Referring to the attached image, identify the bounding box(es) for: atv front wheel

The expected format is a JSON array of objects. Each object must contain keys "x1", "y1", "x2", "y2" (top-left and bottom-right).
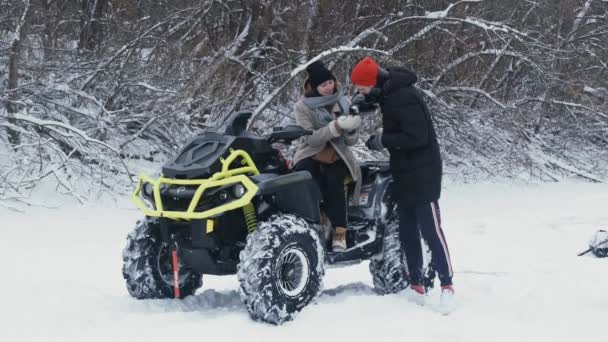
[
  {"x1": 122, "y1": 218, "x2": 202, "y2": 299},
  {"x1": 237, "y1": 214, "x2": 324, "y2": 325}
]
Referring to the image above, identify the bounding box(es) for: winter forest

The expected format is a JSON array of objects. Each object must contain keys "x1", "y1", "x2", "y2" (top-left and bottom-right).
[
  {"x1": 2, "y1": 1, "x2": 608, "y2": 339},
  {"x1": 1, "y1": 0, "x2": 607, "y2": 204}
]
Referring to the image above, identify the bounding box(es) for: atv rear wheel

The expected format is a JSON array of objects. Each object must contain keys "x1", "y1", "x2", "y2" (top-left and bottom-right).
[
  {"x1": 369, "y1": 219, "x2": 409, "y2": 294},
  {"x1": 237, "y1": 214, "x2": 324, "y2": 325},
  {"x1": 369, "y1": 219, "x2": 435, "y2": 294},
  {"x1": 122, "y1": 218, "x2": 203, "y2": 299}
]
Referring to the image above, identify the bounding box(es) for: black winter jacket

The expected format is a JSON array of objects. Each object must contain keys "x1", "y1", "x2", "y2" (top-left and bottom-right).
[{"x1": 376, "y1": 68, "x2": 442, "y2": 206}]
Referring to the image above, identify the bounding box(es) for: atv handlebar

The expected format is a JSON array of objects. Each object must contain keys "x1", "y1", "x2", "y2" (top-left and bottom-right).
[{"x1": 267, "y1": 125, "x2": 312, "y2": 144}]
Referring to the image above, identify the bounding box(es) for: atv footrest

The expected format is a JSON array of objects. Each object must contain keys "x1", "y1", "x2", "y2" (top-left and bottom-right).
[{"x1": 326, "y1": 241, "x2": 380, "y2": 264}]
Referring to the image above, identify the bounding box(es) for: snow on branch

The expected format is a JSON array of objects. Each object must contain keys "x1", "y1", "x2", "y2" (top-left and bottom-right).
[
  {"x1": 514, "y1": 97, "x2": 608, "y2": 120},
  {"x1": 118, "y1": 111, "x2": 176, "y2": 150},
  {"x1": 458, "y1": 17, "x2": 530, "y2": 39},
  {"x1": 564, "y1": 0, "x2": 594, "y2": 46},
  {"x1": 432, "y1": 49, "x2": 541, "y2": 89},
  {"x1": 528, "y1": 143, "x2": 604, "y2": 183},
  {"x1": 436, "y1": 86, "x2": 506, "y2": 109},
  {"x1": 548, "y1": 100, "x2": 608, "y2": 120},
  {"x1": 27, "y1": 92, "x2": 96, "y2": 120},
  {"x1": 343, "y1": 20, "x2": 390, "y2": 49},
  {"x1": 329, "y1": 2, "x2": 487, "y2": 66},
  {"x1": 13, "y1": 113, "x2": 118, "y2": 152},
  {"x1": 77, "y1": 8, "x2": 196, "y2": 90},
  {"x1": 425, "y1": 0, "x2": 485, "y2": 19},
  {"x1": 11, "y1": 113, "x2": 132, "y2": 179},
  {"x1": 386, "y1": 15, "x2": 531, "y2": 43},
  {"x1": 130, "y1": 82, "x2": 178, "y2": 94},
  {"x1": 8, "y1": 0, "x2": 30, "y2": 49},
  {"x1": 389, "y1": 21, "x2": 443, "y2": 54},
  {"x1": 224, "y1": 16, "x2": 251, "y2": 58}
]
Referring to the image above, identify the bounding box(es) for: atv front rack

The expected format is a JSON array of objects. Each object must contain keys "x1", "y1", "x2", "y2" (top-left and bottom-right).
[{"x1": 132, "y1": 149, "x2": 260, "y2": 220}]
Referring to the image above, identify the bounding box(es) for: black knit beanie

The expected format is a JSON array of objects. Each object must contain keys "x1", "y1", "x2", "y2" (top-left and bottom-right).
[{"x1": 306, "y1": 61, "x2": 336, "y2": 88}]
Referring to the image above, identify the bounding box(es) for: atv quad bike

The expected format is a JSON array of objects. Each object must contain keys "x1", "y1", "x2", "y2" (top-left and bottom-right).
[{"x1": 122, "y1": 111, "x2": 434, "y2": 324}]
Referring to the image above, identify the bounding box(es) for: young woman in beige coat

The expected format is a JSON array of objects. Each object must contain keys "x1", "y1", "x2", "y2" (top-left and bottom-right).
[{"x1": 292, "y1": 61, "x2": 362, "y2": 251}]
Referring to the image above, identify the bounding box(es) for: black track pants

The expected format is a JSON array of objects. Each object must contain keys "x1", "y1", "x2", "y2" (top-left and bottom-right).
[{"x1": 397, "y1": 200, "x2": 453, "y2": 287}]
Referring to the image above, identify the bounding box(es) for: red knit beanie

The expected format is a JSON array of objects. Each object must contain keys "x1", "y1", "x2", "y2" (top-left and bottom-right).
[{"x1": 350, "y1": 57, "x2": 379, "y2": 86}]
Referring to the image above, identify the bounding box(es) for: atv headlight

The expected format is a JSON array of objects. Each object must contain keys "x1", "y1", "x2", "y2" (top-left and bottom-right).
[
  {"x1": 218, "y1": 190, "x2": 229, "y2": 201},
  {"x1": 139, "y1": 183, "x2": 156, "y2": 209},
  {"x1": 233, "y1": 184, "x2": 246, "y2": 198},
  {"x1": 143, "y1": 183, "x2": 154, "y2": 197},
  {"x1": 208, "y1": 183, "x2": 246, "y2": 204}
]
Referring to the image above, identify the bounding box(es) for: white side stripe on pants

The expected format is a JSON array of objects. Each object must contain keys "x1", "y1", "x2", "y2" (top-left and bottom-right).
[{"x1": 430, "y1": 202, "x2": 453, "y2": 277}]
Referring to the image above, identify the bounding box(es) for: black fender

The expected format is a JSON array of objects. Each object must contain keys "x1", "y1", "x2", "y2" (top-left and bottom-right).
[{"x1": 255, "y1": 171, "x2": 321, "y2": 223}]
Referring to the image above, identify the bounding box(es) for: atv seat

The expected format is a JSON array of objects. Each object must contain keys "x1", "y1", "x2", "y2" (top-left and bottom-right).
[{"x1": 224, "y1": 111, "x2": 252, "y2": 136}]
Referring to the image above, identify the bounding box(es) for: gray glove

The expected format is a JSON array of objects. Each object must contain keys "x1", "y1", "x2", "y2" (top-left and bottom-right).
[{"x1": 350, "y1": 94, "x2": 379, "y2": 114}]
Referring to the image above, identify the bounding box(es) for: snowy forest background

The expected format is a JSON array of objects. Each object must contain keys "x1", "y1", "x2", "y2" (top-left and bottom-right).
[{"x1": 1, "y1": 0, "x2": 607, "y2": 205}]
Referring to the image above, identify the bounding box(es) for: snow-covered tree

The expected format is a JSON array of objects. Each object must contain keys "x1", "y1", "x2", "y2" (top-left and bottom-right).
[{"x1": 1, "y1": 0, "x2": 607, "y2": 204}]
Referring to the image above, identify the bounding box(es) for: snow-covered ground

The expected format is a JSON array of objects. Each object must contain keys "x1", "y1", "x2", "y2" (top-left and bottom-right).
[{"x1": 1, "y1": 181, "x2": 607, "y2": 342}]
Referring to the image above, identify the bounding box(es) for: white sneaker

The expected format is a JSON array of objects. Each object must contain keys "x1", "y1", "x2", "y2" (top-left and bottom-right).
[
  {"x1": 438, "y1": 286, "x2": 455, "y2": 315},
  {"x1": 404, "y1": 285, "x2": 426, "y2": 306}
]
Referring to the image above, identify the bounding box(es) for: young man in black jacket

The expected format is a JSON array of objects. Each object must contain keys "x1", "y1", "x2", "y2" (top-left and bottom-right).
[{"x1": 351, "y1": 57, "x2": 455, "y2": 312}]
